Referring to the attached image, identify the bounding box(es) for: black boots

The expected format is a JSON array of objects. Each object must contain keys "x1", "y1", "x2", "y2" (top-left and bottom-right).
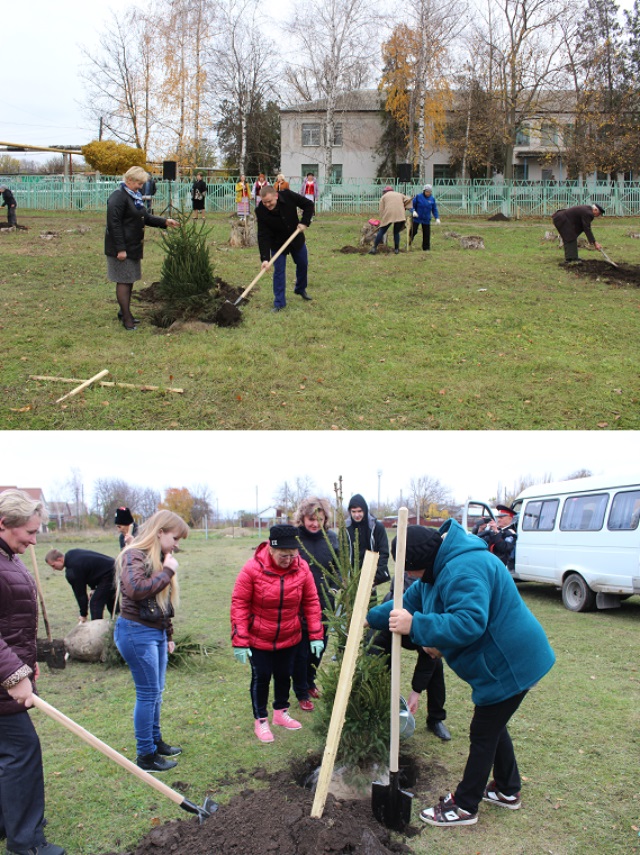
[
  {"x1": 136, "y1": 752, "x2": 177, "y2": 772},
  {"x1": 156, "y1": 740, "x2": 182, "y2": 757}
]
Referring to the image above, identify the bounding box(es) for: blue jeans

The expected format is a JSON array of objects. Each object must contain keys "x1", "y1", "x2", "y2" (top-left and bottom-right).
[
  {"x1": 0, "y1": 712, "x2": 46, "y2": 851},
  {"x1": 114, "y1": 617, "x2": 168, "y2": 756},
  {"x1": 272, "y1": 243, "x2": 308, "y2": 308},
  {"x1": 374, "y1": 222, "x2": 404, "y2": 250}
]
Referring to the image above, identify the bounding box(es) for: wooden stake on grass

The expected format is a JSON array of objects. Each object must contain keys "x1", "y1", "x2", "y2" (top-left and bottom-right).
[
  {"x1": 31, "y1": 375, "x2": 184, "y2": 395},
  {"x1": 55, "y1": 370, "x2": 110, "y2": 403},
  {"x1": 310, "y1": 550, "x2": 379, "y2": 819}
]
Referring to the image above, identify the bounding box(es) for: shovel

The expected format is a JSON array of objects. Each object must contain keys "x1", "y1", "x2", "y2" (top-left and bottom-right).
[
  {"x1": 372, "y1": 506, "x2": 413, "y2": 831},
  {"x1": 31, "y1": 695, "x2": 217, "y2": 823},
  {"x1": 599, "y1": 247, "x2": 619, "y2": 268},
  {"x1": 29, "y1": 546, "x2": 66, "y2": 670}
]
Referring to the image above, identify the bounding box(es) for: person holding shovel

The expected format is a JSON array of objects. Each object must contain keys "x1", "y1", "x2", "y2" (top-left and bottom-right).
[
  {"x1": 552, "y1": 203, "x2": 604, "y2": 263},
  {"x1": 366, "y1": 520, "x2": 555, "y2": 828},
  {"x1": 114, "y1": 510, "x2": 188, "y2": 773},
  {"x1": 0, "y1": 488, "x2": 66, "y2": 855},
  {"x1": 256, "y1": 184, "x2": 315, "y2": 311},
  {"x1": 368, "y1": 186, "x2": 412, "y2": 255},
  {"x1": 0, "y1": 185, "x2": 17, "y2": 227},
  {"x1": 230, "y1": 524, "x2": 324, "y2": 743}
]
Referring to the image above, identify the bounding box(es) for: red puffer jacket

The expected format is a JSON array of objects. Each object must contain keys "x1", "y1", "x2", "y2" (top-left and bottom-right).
[
  {"x1": 0, "y1": 545, "x2": 38, "y2": 716},
  {"x1": 231, "y1": 542, "x2": 323, "y2": 651}
]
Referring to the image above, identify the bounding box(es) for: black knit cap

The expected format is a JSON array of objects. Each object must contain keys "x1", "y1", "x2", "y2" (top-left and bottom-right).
[
  {"x1": 392, "y1": 525, "x2": 443, "y2": 575},
  {"x1": 594, "y1": 203, "x2": 605, "y2": 215},
  {"x1": 114, "y1": 507, "x2": 134, "y2": 526},
  {"x1": 269, "y1": 524, "x2": 299, "y2": 549}
]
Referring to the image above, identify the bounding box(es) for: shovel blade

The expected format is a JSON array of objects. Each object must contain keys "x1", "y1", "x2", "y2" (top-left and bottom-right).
[{"x1": 372, "y1": 780, "x2": 413, "y2": 831}]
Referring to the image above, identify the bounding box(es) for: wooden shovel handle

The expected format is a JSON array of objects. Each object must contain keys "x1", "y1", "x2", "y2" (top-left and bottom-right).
[
  {"x1": 390, "y1": 508, "x2": 409, "y2": 775},
  {"x1": 31, "y1": 695, "x2": 184, "y2": 807},
  {"x1": 238, "y1": 226, "x2": 302, "y2": 301},
  {"x1": 29, "y1": 545, "x2": 53, "y2": 643}
]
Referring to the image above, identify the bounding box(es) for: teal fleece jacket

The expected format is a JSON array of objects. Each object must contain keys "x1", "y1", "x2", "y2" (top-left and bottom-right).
[{"x1": 367, "y1": 519, "x2": 555, "y2": 706}]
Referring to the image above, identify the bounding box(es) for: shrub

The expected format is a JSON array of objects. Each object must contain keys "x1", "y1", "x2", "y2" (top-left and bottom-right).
[{"x1": 82, "y1": 140, "x2": 147, "y2": 174}]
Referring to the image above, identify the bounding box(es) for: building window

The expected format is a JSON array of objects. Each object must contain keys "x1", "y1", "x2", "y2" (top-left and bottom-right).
[
  {"x1": 513, "y1": 164, "x2": 527, "y2": 180},
  {"x1": 433, "y1": 164, "x2": 455, "y2": 180},
  {"x1": 301, "y1": 164, "x2": 318, "y2": 179},
  {"x1": 302, "y1": 123, "x2": 321, "y2": 146},
  {"x1": 329, "y1": 164, "x2": 342, "y2": 183},
  {"x1": 516, "y1": 127, "x2": 530, "y2": 146},
  {"x1": 540, "y1": 123, "x2": 558, "y2": 146},
  {"x1": 332, "y1": 123, "x2": 343, "y2": 147}
]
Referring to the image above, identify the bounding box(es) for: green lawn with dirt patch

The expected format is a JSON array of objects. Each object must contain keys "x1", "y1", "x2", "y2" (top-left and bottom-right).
[
  {"x1": 30, "y1": 529, "x2": 640, "y2": 855},
  {"x1": 2, "y1": 211, "x2": 639, "y2": 429}
]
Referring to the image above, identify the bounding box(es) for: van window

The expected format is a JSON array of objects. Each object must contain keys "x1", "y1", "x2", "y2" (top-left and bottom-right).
[
  {"x1": 522, "y1": 499, "x2": 559, "y2": 531},
  {"x1": 560, "y1": 494, "x2": 608, "y2": 531},
  {"x1": 608, "y1": 490, "x2": 640, "y2": 530}
]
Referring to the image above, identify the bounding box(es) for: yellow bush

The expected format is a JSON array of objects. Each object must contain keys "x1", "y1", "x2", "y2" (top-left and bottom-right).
[{"x1": 81, "y1": 140, "x2": 147, "y2": 175}]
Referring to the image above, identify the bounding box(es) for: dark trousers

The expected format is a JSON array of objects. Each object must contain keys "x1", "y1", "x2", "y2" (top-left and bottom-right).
[
  {"x1": 89, "y1": 576, "x2": 117, "y2": 620},
  {"x1": 249, "y1": 646, "x2": 297, "y2": 719},
  {"x1": 374, "y1": 221, "x2": 404, "y2": 250},
  {"x1": 0, "y1": 711, "x2": 47, "y2": 851},
  {"x1": 454, "y1": 689, "x2": 527, "y2": 814},
  {"x1": 411, "y1": 221, "x2": 431, "y2": 250},
  {"x1": 292, "y1": 625, "x2": 328, "y2": 699},
  {"x1": 6, "y1": 206, "x2": 17, "y2": 227},
  {"x1": 272, "y1": 243, "x2": 308, "y2": 308},
  {"x1": 561, "y1": 238, "x2": 579, "y2": 261}
]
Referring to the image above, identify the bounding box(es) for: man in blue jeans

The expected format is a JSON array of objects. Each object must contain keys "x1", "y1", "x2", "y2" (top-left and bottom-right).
[{"x1": 255, "y1": 184, "x2": 315, "y2": 312}]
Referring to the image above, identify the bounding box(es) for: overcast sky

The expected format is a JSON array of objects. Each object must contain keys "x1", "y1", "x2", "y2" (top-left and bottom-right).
[
  {"x1": 4, "y1": 0, "x2": 636, "y2": 161},
  {"x1": 1, "y1": 430, "x2": 635, "y2": 515}
]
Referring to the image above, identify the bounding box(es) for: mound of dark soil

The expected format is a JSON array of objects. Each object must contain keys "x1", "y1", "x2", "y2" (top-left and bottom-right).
[
  {"x1": 97, "y1": 760, "x2": 423, "y2": 855},
  {"x1": 562, "y1": 258, "x2": 640, "y2": 286},
  {"x1": 488, "y1": 212, "x2": 510, "y2": 221},
  {"x1": 136, "y1": 278, "x2": 246, "y2": 328}
]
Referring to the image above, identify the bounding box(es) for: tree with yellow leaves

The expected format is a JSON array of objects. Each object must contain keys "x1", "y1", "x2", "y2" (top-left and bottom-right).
[{"x1": 159, "y1": 488, "x2": 195, "y2": 525}]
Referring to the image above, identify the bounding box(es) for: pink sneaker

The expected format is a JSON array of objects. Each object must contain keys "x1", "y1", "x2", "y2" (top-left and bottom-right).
[
  {"x1": 299, "y1": 699, "x2": 314, "y2": 712},
  {"x1": 254, "y1": 718, "x2": 274, "y2": 743},
  {"x1": 272, "y1": 708, "x2": 302, "y2": 730}
]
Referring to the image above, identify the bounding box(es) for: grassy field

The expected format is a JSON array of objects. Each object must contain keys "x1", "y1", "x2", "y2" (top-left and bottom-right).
[
  {"x1": 27, "y1": 529, "x2": 640, "y2": 855},
  {"x1": 2, "y1": 210, "x2": 640, "y2": 430}
]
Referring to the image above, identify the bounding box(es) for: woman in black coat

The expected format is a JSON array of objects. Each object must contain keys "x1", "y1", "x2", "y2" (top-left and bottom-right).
[
  {"x1": 291, "y1": 496, "x2": 341, "y2": 709},
  {"x1": 105, "y1": 166, "x2": 178, "y2": 330}
]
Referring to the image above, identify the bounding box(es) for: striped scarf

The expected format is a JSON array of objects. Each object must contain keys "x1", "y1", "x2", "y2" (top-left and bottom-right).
[{"x1": 121, "y1": 182, "x2": 145, "y2": 210}]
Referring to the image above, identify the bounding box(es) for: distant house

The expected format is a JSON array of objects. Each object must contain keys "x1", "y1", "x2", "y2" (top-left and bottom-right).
[
  {"x1": 280, "y1": 89, "x2": 585, "y2": 184},
  {"x1": 0, "y1": 486, "x2": 48, "y2": 532}
]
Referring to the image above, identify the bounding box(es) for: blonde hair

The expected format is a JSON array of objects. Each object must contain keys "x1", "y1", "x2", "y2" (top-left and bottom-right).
[
  {"x1": 0, "y1": 488, "x2": 48, "y2": 528},
  {"x1": 124, "y1": 166, "x2": 149, "y2": 183},
  {"x1": 116, "y1": 510, "x2": 188, "y2": 612},
  {"x1": 276, "y1": 173, "x2": 285, "y2": 183},
  {"x1": 293, "y1": 496, "x2": 332, "y2": 529}
]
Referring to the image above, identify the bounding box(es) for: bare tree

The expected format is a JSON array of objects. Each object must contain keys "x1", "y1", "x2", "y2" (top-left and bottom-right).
[
  {"x1": 407, "y1": 475, "x2": 453, "y2": 525},
  {"x1": 190, "y1": 483, "x2": 214, "y2": 526},
  {"x1": 284, "y1": 0, "x2": 382, "y2": 181},
  {"x1": 208, "y1": 0, "x2": 279, "y2": 174},
  {"x1": 272, "y1": 476, "x2": 316, "y2": 519}
]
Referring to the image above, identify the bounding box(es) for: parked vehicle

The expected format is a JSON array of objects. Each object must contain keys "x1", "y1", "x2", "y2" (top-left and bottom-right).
[{"x1": 511, "y1": 475, "x2": 640, "y2": 612}]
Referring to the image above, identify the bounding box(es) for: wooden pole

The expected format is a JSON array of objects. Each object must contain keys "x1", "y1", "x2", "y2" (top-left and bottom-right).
[
  {"x1": 390, "y1": 508, "x2": 409, "y2": 779},
  {"x1": 310, "y1": 550, "x2": 379, "y2": 819},
  {"x1": 29, "y1": 545, "x2": 53, "y2": 643},
  {"x1": 55, "y1": 369, "x2": 110, "y2": 403},
  {"x1": 31, "y1": 376, "x2": 184, "y2": 394}
]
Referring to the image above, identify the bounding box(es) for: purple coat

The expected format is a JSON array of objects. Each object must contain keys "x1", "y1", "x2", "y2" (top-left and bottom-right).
[{"x1": 0, "y1": 543, "x2": 38, "y2": 716}]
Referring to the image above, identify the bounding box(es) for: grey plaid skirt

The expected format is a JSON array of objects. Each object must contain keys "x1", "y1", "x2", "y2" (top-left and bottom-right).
[{"x1": 107, "y1": 255, "x2": 142, "y2": 283}]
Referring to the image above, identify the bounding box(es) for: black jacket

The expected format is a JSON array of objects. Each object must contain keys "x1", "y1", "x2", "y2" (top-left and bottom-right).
[
  {"x1": 256, "y1": 189, "x2": 314, "y2": 261},
  {"x1": 105, "y1": 187, "x2": 167, "y2": 259},
  {"x1": 345, "y1": 494, "x2": 390, "y2": 586},
  {"x1": 296, "y1": 526, "x2": 341, "y2": 613},
  {"x1": 1, "y1": 188, "x2": 16, "y2": 208},
  {"x1": 552, "y1": 205, "x2": 597, "y2": 244},
  {"x1": 63, "y1": 549, "x2": 116, "y2": 618}
]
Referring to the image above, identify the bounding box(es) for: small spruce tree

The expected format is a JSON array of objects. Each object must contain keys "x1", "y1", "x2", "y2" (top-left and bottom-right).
[{"x1": 310, "y1": 477, "x2": 392, "y2": 771}]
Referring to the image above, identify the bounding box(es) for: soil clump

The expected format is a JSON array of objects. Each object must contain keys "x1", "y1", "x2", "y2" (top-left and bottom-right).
[
  {"x1": 562, "y1": 258, "x2": 640, "y2": 286},
  {"x1": 97, "y1": 760, "x2": 424, "y2": 855},
  {"x1": 136, "y1": 278, "x2": 246, "y2": 328}
]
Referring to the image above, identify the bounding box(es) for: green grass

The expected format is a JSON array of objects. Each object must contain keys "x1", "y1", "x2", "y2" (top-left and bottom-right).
[
  {"x1": 29, "y1": 530, "x2": 640, "y2": 854},
  {"x1": 2, "y1": 211, "x2": 640, "y2": 429}
]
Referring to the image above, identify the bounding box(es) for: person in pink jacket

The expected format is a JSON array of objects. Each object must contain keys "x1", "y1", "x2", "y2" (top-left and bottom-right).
[{"x1": 231, "y1": 524, "x2": 324, "y2": 743}]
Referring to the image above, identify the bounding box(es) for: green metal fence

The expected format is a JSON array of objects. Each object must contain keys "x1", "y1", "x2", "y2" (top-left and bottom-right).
[{"x1": 3, "y1": 175, "x2": 640, "y2": 217}]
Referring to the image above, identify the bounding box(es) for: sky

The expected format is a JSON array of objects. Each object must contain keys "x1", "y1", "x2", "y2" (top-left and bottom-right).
[
  {"x1": 4, "y1": 0, "x2": 637, "y2": 165},
  {"x1": 1, "y1": 430, "x2": 636, "y2": 516}
]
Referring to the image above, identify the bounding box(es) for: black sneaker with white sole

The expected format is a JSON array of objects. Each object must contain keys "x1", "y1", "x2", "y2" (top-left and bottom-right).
[
  {"x1": 420, "y1": 793, "x2": 478, "y2": 827},
  {"x1": 482, "y1": 780, "x2": 521, "y2": 809}
]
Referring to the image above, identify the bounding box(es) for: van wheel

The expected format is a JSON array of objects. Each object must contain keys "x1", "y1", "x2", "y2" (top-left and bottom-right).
[{"x1": 562, "y1": 573, "x2": 597, "y2": 612}]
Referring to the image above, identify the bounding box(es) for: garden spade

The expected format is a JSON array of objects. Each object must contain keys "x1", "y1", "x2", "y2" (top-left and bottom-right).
[
  {"x1": 371, "y1": 506, "x2": 413, "y2": 832},
  {"x1": 29, "y1": 546, "x2": 66, "y2": 670},
  {"x1": 599, "y1": 247, "x2": 619, "y2": 268},
  {"x1": 31, "y1": 696, "x2": 217, "y2": 823}
]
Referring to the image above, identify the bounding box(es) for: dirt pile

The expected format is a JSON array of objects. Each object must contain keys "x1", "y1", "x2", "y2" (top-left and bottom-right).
[
  {"x1": 97, "y1": 766, "x2": 416, "y2": 855},
  {"x1": 563, "y1": 258, "x2": 640, "y2": 286}
]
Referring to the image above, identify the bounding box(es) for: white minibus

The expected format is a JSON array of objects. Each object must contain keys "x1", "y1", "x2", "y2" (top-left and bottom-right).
[{"x1": 511, "y1": 475, "x2": 640, "y2": 611}]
